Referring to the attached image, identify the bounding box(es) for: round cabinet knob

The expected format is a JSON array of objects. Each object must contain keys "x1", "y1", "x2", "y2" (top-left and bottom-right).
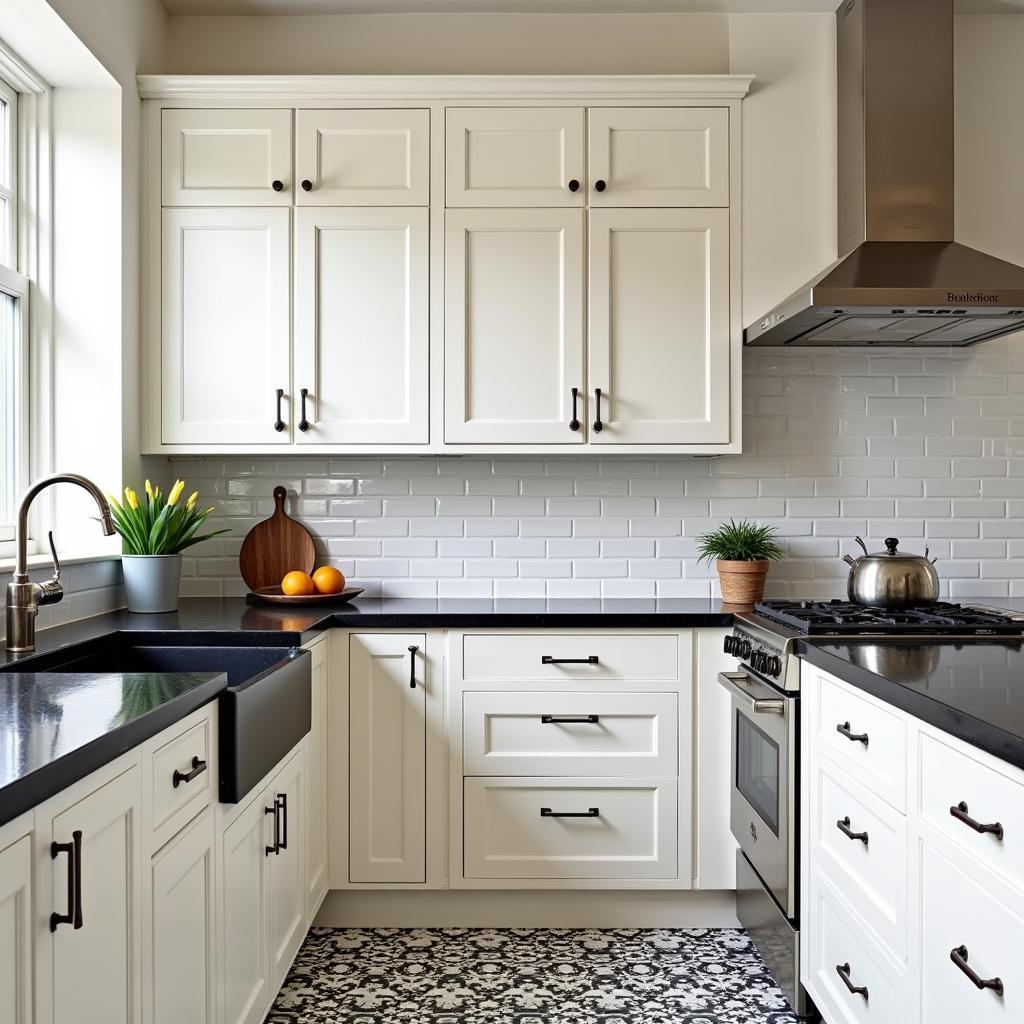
[
  {"x1": 271, "y1": 180, "x2": 284, "y2": 192},
  {"x1": 301, "y1": 179, "x2": 313, "y2": 192},
  {"x1": 594, "y1": 179, "x2": 607, "y2": 192},
  {"x1": 568, "y1": 179, "x2": 580, "y2": 192}
]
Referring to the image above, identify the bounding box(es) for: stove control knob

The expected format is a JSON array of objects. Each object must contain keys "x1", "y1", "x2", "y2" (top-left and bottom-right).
[
  {"x1": 768, "y1": 655, "x2": 782, "y2": 677},
  {"x1": 738, "y1": 639, "x2": 752, "y2": 659},
  {"x1": 723, "y1": 635, "x2": 735, "y2": 655},
  {"x1": 751, "y1": 651, "x2": 764, "y2": 673}
]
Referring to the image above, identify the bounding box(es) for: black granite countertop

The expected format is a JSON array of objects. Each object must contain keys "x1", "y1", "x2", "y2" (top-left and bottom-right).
[{"x1": 798, "y1": 639, "x2": 1024, "y2": 771}]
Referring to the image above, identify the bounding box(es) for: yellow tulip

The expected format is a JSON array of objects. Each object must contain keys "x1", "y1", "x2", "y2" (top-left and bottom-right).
[
  {"x1": 167, "y1": 480, "x2": 185, "y2": 506},
  {"x1": 205, "y1": 506, "x2": 216, "y2": 516},
  {"x1": 124, "y1": 487, "x2": 139, "y2": 510},
  {"x1": 107, "y1": 493, "x2": 122, "y2": 511},
  {"x1": 144, "y1": 479, "x2": 154, "y2": 502},
  {"x1": 186, "y1": 491, "x2": 199, "y2": 510}
]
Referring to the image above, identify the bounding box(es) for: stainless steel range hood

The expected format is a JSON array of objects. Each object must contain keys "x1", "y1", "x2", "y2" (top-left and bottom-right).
[{"x1": 745, "y1": 0, "x2": 1024, "y2": 348}]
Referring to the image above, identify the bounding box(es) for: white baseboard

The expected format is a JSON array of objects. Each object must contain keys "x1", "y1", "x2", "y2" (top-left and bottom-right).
[{"x1": 314, "y1": 888, "x2": 739, "y2": 929}]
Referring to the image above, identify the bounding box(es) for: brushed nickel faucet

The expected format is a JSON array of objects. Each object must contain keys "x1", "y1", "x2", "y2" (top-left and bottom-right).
[{"x1": 6, "y1": 474, "x2": 116, "y2": 653}]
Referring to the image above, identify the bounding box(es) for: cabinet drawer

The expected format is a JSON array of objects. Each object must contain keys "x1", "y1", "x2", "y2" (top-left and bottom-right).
[
  {"x1": 463, "y1": 692, "x2": 677, "y2": 777},
  {"x1": 162, "y1": 109, "x2": 292, "y2": 206},
  {"x1": 921, "y1": 842, "x2": 1024, "y2": 1024},
  {"x1": 296, "y1": 109, "x2": 429, "y2": 206},
  {"x1": 814, "y1": 672, "x2": 907, "y2": 812},
  {"x1": 811, "y1": 758, "x2": 907, "y2": 959},
  {"x1": 464, "y1": 777, "x2": 677, "y2": 879},
  {"x1": 445, "y1": 107, "x2": 585, "y2": 207},
  {"x1": 807, "y1": 873, "x2": 906, "y2": 1024},
  {"x1": 919, "y1": 732, "x2": 1024, "y2": 896},
  {"x1": 460, "y1": 633, "x2": 680, "y2": 685},
  {"x1": 151, "y1": 710, "x2": 213, "y2": 834}
]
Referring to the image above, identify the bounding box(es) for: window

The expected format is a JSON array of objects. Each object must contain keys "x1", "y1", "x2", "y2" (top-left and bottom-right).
[{"x1": 0, "y1": 73, "x2": 27, "y2": 545}]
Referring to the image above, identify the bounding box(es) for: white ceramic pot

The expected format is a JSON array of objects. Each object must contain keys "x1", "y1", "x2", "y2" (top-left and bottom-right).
[{"x1": 121, "y1": 554, "x2": 182, "y2": 613}]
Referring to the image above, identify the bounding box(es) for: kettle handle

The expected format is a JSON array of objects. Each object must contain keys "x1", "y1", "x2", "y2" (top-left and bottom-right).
[
  {"x1": 854, "y1": 536, "x2": 869, "y2": 557},
  {"x1": 925, "y1": 545, "x2": 938, "y2": 564}
]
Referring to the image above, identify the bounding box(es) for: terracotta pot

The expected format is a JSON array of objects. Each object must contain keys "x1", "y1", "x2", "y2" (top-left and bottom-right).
[{"x1": 716, "y1": 559, "x2": 770, "y2": 605}]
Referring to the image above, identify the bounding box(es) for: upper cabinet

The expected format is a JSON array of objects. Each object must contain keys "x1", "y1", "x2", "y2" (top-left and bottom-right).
[{"x1": 143, "y1": 77, "x2": 749, "y2": 454}]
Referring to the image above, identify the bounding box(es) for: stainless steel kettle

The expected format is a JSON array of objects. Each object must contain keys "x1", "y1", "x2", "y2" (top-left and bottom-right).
[{"x1": 842, "y1": 537, "x2": 940, "y2": 609}]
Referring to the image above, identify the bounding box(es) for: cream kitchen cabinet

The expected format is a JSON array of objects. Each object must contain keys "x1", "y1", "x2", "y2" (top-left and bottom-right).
[
  {"x1": 304, "y1": 636, "x2": 330, "y2": 919},
  {"x1": 0, "y1": 828, "x2": 32, "y2": 1024},
  {"x1": 294, "y1": 207, "x2": 429, "y2": 444}
]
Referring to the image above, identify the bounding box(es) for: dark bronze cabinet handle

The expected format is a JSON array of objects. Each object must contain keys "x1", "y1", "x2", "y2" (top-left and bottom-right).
[
  {"x1": 173, "y1": 755, "x2": 208, "y2": 788},
  {"x1": 277, "y1": 793, "x2": 288, "y2": 851},
  {"x1": 408, "y1": 645, "x2": 419, "y2": 688},
  {"x1": 301, "y1": 179, "x2": 313, "y2": 192},
  {"x1": 298, "y1": 388, "x2": 310, "y2": 432},
  {"x1": 50, "y1": 830, "x2": 83, "y2": 932},
  {"x1": 274, "y1": 388, "x2": 286, "y2": 432},
  {"x1": 950, "y1": 801, "x2": 1004, "y2": 840},
  {"x1": 568, "y1": 179, "x2": 580, "y2": 192},
  {"x1": 837, "y1": 816, "x2": 869, "y2": 844},
  {"x1": 541, "y1": 807, "x2": 599, "y2": 818},
  {"x1": 594, "y1": 179, "x2": 607, "y2": 192},
  {"x1": 271, "y1": 179, "x2": 284, "y2": 192},
  {"x1": 837, "y1": 721, "x2": 869, "y2": 746},
  {"x1": 265, "y1": 801, "x2": 280, "y2": 856},
  {"x1": 542, "y1": 714, "x2": 599, "y2": 724},
  {"x1": 950, "y1": 945, "x2": 1003, "y2": 996},
  {"x1": 836, "y1": 962, "x2": 868, "y2": 1000},
  {"x1": 542, "y1": 655, "x2": 599, "y2": 665},
  {"x1": 569, "y1": 386, "x2": 580, "y2": 432},
  {"x1": 593, "y1": 388, "x2": 604, "y2": 432}
]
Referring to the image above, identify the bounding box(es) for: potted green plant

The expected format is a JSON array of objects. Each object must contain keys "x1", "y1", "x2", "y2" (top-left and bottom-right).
[
  {"x1": 107, "y1": 480, "x2": 227, "y2": 613},
  {"x1": 697, "y1": 519, "x2": 784, "y2": 605}
]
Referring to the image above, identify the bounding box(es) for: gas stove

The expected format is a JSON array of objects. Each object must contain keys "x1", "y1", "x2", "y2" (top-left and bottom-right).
[{"x1": 726, "y1": 599, "x2": 1024, "y2": 693}]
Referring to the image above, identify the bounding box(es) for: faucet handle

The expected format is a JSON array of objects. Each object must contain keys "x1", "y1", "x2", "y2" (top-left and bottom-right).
[
  {"x1": 47, "y1": 530, "x2": 61, "y2": 581},
  {"x1": 36, "y1": 531, "x2": 63, "y2": 606}
]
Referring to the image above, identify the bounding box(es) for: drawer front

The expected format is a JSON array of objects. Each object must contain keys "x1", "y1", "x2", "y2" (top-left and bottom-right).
[
  {"x1": 920, "y1": 731, "x2": 1024, "y2": 895},
  {"x1": 921, "y1": 842, "x2": 1024, "y2": 1024},
  {"x1": 811, "y1": 758, "x2": 908, "y2": 959},
  {"x1": 460, "y1": 633, "x2": 680, "y2": 685},
  {"x1": 807, "y1": 873, "x2": 906, "y2": 1024},
  {"x1": 464, "y1": 777, "x2": 677, "y2": 879},
  {"x1": 814, "y1": 672, "x2": 907, "y2": 812},
  {"x1": 151, "y1": 712, "x2": 213, "y2": 832},
  {"x1": 463, "y1": 692, "x2": 677, "y2": 777}
]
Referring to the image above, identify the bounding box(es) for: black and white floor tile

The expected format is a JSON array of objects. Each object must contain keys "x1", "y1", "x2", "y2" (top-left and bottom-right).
[{"x1": 268, "y1": 927, "x2": 801, "y2": 1023}]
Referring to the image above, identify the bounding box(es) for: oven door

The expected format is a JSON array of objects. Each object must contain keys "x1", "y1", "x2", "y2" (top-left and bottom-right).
[{"x1": 718, "y1": 670, "x2": 796, "y2": 918}]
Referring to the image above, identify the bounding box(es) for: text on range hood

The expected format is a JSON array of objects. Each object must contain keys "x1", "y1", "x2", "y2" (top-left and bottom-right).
[{"x1": 745, "y1": 0, "x2": 1024, "y2": 348}]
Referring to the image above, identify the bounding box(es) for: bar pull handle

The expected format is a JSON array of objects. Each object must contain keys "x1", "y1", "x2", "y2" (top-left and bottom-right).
[
  {"x1": 950, "y1": 801, "x2": 1004, "y2": 841},
  {"x1": 569, "y1": 386, "x2": 580, "y2": 432},
  {"x1": 542, "y1": 655, "x2": 599, "y2": 665},
  {"x1": 836, "y1": 962, "x2": 868, "y2": 1000},
  {"x1": 277, "y1": 793, "x2": 288, "y2": 851},
  {"x1": 298, "y1": 388, "x2": 310, "y2": 432},
  {"x1": 408, "y1": 645, "x2": 419, "y2": 688},
  {"x1": 837, "y1": 721, "x2": 869, "y2": 746},
  {"x1": 173, "y1": 755, "x2": 208, "y2": 788},
  {"x1": 50, "y1": 830, "x2": 83, "y2": 932},
  {"x1": 541, "y1": 714, "x2": 599, "y2": 725},
  {"x1": 950, "y1": 945, "x2": 1003, "y2": 996},
  {"x1": 837, "y1": 816, "x2": 869, "y2": 845},
  {"x1": 274, "y1": 388, "x2": 286, "y2": 432},
  {"x1": 540, "y1": 807, "x2": 600, "y2": 818},
  {"x1": 265, "y1": 801, "x2": 281, "y2": 856},
  {"x1": 592, "y1": 388, "x2": 604, "y2": 432}
]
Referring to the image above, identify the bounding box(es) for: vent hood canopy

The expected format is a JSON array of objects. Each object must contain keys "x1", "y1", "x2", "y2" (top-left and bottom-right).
[{"x1": 745, "y1": 0, "x2": 1024, "y2": 348}]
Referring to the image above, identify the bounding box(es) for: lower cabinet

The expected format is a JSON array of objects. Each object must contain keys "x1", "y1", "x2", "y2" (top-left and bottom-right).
[
  {"x1": 266, "y1": 752, "x2": 305, "y2": 982},
  {"x1": 0, "y1": 832, "x2": 32, "y2": 1024}
]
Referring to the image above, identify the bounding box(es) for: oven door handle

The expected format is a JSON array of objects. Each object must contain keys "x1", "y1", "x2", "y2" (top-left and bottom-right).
[{"x1": 717, "y1": 671, "x2": 786, "y2": 715}]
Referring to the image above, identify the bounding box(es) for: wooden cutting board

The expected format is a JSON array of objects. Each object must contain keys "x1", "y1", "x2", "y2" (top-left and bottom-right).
[{"x1": 238, "y1": 485, "x2": 316, "y2": 592}]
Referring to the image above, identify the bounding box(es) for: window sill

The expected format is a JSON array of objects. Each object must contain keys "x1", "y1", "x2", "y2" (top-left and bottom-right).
[{"x1": 0, "y1": 548, "x2": 121, "y2": 576}]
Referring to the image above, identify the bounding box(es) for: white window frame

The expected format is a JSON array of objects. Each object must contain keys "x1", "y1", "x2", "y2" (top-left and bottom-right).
[{"x1": 0, "y1": 74, "x2": 16, "y2": 267}]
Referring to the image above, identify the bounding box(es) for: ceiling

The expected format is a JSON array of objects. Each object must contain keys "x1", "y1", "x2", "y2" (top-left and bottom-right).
[{"x1": 160, "y1": 0, "x2": 1024, "y2": 15}]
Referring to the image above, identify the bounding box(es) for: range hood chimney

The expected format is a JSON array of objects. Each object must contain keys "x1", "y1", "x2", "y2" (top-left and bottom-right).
[{"x1": 745, "y1": 0, "x2": 1024, "y2": 347}]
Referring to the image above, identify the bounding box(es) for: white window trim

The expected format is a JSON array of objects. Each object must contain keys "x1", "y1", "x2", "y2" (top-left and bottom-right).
[
  {"x1": 0, "y1": 41, "x2": 52, "y2": 560},
  {"x1": 0, "y1": 74, "x2": 16, "y2": 267}
]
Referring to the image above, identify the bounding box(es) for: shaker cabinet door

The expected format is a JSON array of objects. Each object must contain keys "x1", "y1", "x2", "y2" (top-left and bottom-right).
[
  {"x1": 588, "y1": 208, "x2": 731, "y2": 445},
  {"x1": 161, "y1": 208, "x2": 292, "y2": 446},
  {"x1": 444, "y1": 208, "x2": 585, "y2": 444},
  {"x1": 294, "y1": 207, "x2": 429, "y2": 445}
]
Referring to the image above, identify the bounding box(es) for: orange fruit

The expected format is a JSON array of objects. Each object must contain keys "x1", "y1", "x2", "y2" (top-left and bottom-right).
[
  {"x1": 312, "y1": 566, "x2": 346, "y2": 595},
  {"x1": 280, "y1": 570, "x2": 315, "y2": 596}
]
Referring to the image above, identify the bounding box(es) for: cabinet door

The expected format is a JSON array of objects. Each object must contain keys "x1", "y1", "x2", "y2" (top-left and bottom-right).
[
  {"x1": 446, "y1": 107, "x2": 585, "y2": 207},
  {"x1": 0, "y1": 835, "x2": 32, "y2": 1024},
  {"x1": 296, "y1": 109, "x2": 429, "y2": 206},
  {"x1": 150, "y1": 809, "x2": 216, "y2": 1024},
  {"x1": 46, "y1": 768, "x2": 141, "y2": 1024},
  {"x1": 349, "y1": 633, "x2": 427, "y2": 883},
  {"x1": 588, "y1": 208, "x2": 731, "y2": 445},
  {"x1": 588, "y1": 107, "x2": 729, "y2": 207},
  {"x1": 267, "y1": 753, "x2": 305, "y2": 983},
  {"x1": 221, "y1": 794, "x2": 269, "y2": 1024},
  {"x1": 294, "y1": 208, "x2": 429, "y2": 445},
  {"x1": 305, "y1": 641, "x2": 329, "y2": 918},
  {"x1": 162, "y1": 208, "x2": 291, "y2": 445},
  {"x1": 444, "y1": 209, "x2": 584, "y2": 444},
  {"x1": 162, "y1": 109, "x2": 293, "y2": 206}
]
